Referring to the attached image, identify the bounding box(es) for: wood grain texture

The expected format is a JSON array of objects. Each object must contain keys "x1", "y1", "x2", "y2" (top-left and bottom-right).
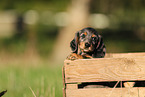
[
  {"x1": 67, "y1": 84, "x2": 78, "y2": 89},
  {"x1": 63, "y1": 53, "x2": 145, "y2": 97},
  {"x1": 105, "y1": 52, "x2": 145, "y2": 58},
  {"x1": 66, "y1": 88, "x2": 145, "y2": 97},
  {"x1": 62, "y1": 66, "x2": 66, "y2": 97},
  {"x1": 64, "y1": 57, "x2": 145, "y2": 83}
]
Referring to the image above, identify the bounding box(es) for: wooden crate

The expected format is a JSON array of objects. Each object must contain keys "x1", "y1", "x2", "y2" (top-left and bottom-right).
[{"x1": 63, "y1": 52, "x2": 145, "y2": 97}]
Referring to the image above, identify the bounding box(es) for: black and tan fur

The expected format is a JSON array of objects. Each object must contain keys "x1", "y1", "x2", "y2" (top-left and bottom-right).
[{"x1": 67, "y1": 27, "x2": 106, "y2": 60}]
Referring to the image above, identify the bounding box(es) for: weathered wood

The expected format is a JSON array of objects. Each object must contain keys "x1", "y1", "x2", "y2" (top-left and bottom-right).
[
  {"x1": 63, "y1": 88, "x2": 66, "y2": 97},
  {"x1": 63, "y1": 52, "x2": 145, "y2": 97},
  {"x1": 64, "y1": 57, "x2": 145, "y2": 83},
  {"x1": 139, "y1": 88, "x2": 145, "y2": 96},
  {"x1": 62, "y1": 66, "x2": 65, "y2": 87},
  {"x1": 67, "y1": 84, "x2": 78, "y2": 89},
  {"x1": 62, "y1": 66, "x2": 66, "y2": 97},
  {"x1": 66, "y1": 88, "x2": 145, "y2": 97},
  {"x1": 105, "y1": 52, "x2": 145, "y2": 58}
]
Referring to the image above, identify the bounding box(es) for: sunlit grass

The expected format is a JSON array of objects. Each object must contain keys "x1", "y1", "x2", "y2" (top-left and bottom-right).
[{"x1": 0, "y1": 65, "x2": 63, "y2": 97}]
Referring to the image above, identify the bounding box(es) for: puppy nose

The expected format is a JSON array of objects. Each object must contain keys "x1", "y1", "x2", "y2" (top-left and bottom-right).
[{"x1": 85, "y1": 43, "x2": 90, "y2": 47}]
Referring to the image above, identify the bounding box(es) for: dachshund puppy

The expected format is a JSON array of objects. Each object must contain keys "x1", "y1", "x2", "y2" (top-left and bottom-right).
[{"x1": 67, "y1": 27, "x2": 106, "y2": 60}]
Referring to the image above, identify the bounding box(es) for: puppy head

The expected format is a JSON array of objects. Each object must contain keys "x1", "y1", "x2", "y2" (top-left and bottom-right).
[
  {"x1": 79, "y1": 27, "x2": 99, "y2": 53},
  {"x1": 70, "y1": 27, "x2": 99, "y2": 53}
]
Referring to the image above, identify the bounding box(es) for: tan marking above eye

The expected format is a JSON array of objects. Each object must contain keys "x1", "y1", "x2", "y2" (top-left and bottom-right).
[
  {"x1": 91, "y1": 34, "x2": 96, "y2": 37},
  {"x1": 84, "y1": 32, "x2": 87, "y2": 35}
]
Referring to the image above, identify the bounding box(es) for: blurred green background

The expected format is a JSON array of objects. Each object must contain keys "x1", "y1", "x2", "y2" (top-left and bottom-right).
[{"x1": 0, "y1": 0, "x2": 145, "y2": 96}]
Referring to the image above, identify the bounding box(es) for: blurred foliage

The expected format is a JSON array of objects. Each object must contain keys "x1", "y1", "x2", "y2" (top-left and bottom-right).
[
  {"x1": 0, "y1": 0, "x2": 144, "y2": 58},
  {"x1": 0, "y1": 0, "x2": 70, "y2": 58},
  {"x1": 0, "y1": 34, "x2": 27, "y2": 54},
  {"x1": 36, "y1": 25, "x2": 58, "y2": 57},
  {"x1": 102, "y1": 29, "x2": 145, "y2": 53},
  {"x1": 0, "y1": 0, "x2": 70, "y2": 12},
  {"x1": 90, "y1": 0, "x2": 145, "y2": 28},
  {"x1": 91, "y1": 0, "x2": 145, "y2": 13}
]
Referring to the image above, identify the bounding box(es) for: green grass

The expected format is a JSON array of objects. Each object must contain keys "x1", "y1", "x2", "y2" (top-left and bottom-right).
[{"x1": 0, "y1": 65, "x2": 63, "y2": 97}]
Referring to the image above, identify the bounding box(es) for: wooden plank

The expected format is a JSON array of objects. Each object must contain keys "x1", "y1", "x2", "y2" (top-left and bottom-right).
[
  {"x1": 66, "y1": 84, "x2": 78, "y2": 89},
  {"x1": 62, "y1": 66, "x2": 66, "y2": 97},
  {"x1": 63, "y1": 88, "x2": 66, "y2": 97},
  {"x1": 64, "y1": 57, "x2": 145, "y2": 83},
  {"x1": 65, "y1": 88, "x2": 145, "y2": 97},
  {"x1": 138, "y1": 88, "x2": 145, "y2": 97},
  {"x1": 62, "y1": 66, "x2": 65, "y2": 87},
  {"x1": 105, "y1": 52, "x2": 145, "y2": 58}
]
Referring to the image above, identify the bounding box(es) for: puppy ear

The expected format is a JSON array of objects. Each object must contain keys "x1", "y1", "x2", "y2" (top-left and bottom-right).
[
  {"x1": 70, "y1": 32, "x2": 79, "y2": 53},
  {"x1": 96, "y1": 35, "x2": 102, "y2": 49},
  {"x1": 93, "y1": 35, "x2": 106, "y2": 58}
]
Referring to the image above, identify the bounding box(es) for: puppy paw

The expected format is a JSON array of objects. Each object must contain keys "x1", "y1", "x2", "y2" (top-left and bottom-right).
[
  {"x1": 82, "y1": 54, "x2": 93, "y2": 59},
  {"x1": 66, "y1": 53, "x2": 83, "y2": 60}
]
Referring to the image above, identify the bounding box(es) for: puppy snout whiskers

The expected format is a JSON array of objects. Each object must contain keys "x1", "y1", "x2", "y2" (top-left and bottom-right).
[{"x1": 85, "y1": 43, "x2": 90, "y2": 48}]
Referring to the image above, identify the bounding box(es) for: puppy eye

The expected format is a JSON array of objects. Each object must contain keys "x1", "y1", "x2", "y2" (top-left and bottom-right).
[
  {"x1": 81, "y1": 34, "x2": 86, "y2": 38},
  {"x1": 92, "y1": 37, "x2": 97, "y2": 41}
]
